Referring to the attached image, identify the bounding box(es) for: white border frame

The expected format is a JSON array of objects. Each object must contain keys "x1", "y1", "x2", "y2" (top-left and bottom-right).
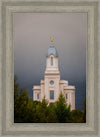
[{"x1": 0, "y1": 0, "x2": 99, "y2": 137}]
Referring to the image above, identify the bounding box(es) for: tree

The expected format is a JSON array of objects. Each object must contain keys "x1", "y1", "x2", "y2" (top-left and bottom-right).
[
  {"x1": 14, "y1": 75, "x2": 33, "y2": 123},
  {"x1": 47, "y1": 103, "x2": 58, "y2": 123},
  {"x1": 71, "y1": 109, "x2": 83, "y2": 123},
  {"x1": 55, "y1": 93, "x2": 72, "y2": 123},
  {"x1": 35, "y1": 97, "x2": 48, "y2": 123}
]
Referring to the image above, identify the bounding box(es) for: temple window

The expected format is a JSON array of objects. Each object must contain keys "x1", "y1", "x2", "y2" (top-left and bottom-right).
[
  {"x1": 37, "y1": 94, "x2": 39, "y2": 99},
  {"x1": 66, "y1": 94, "x2": 68, "y2": 99},
  {"x1": 50, "y1": 91, "x2": 54, "y2": 99},
  {"x1": 51, "y1": 57, "x2": 53, "y2": 66}
]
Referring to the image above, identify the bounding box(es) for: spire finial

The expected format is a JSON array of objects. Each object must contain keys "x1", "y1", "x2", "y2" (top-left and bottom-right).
[{"x1": 50, "y1": 37, "x2": 53, "y2": 43}]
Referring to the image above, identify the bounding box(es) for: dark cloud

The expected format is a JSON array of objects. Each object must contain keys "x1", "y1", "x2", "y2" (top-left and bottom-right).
[{"x1": 14, "y1": 13, "x2": 87, "y2": 110}]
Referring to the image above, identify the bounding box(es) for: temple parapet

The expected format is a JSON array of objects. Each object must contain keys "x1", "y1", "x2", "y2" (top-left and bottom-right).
[{"x1": 33, "y1": 86, "x2": 41, "y2": 90}]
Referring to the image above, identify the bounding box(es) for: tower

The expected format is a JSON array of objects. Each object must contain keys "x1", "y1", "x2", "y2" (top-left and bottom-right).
[{"x1": 44, "y1": 37, "x2": 60, "y2": 102}]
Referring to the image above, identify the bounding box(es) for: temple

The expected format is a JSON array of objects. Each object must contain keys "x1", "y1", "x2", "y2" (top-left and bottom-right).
[{"x1": 33, "y1": 37, "x2": 75, "y2": 110}]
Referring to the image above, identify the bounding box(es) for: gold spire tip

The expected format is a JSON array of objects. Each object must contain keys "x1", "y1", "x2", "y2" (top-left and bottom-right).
[{"x1": 50, "y1": 37, "x2": 53, "y2": 43}]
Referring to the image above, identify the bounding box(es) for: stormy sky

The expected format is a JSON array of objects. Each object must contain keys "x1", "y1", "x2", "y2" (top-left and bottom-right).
[{"x1": 14, "y1": 13, "x2": 87, "y2": 110}]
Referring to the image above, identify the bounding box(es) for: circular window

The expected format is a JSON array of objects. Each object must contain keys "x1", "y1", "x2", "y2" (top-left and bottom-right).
[{"x1": 50, "y1": 80, "x2": 54, "y2": 85}]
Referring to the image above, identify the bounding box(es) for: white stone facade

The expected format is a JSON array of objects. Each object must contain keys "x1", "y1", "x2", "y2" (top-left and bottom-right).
[{"x1": 33, "y1": 42, "x2": 75, "y2": 110}]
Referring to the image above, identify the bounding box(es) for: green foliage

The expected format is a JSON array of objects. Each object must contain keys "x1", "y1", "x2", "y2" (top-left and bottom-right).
[
  {"x1": 55, "y1": 93, "x2": 72, "y2": 123},
  {"x1": 71, "y1": 109, "x2": 84, "y2": 123},
  {"x1": 47, "y1": 103, "x2": 58, "y2": 123},
  {"x1": 14, "y1": 75, "x2": 34, "y2": 123},
  {"x1": 14, "y1": 75, "x2": 86, "y2": 123},
  {"x1": 83, "y1": 98, "x2": 86, "y2": 122},
  {"x1": 34, "y1": 97, "x2": 48, "y2": 123}
]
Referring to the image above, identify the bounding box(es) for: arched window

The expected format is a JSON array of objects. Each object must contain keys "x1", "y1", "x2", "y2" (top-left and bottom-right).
[{"x1": 51, "y1": 57, "x2": 53, "y2": 66}]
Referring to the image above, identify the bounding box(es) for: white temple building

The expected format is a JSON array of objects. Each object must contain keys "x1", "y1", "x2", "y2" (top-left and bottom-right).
[{"x1": 33, "y1": 37, "x2": 75, "y2": 110}]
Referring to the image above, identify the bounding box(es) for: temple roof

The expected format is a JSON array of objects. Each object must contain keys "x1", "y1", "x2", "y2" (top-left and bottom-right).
[{"x1": 46, "y1": 44, "x2": 58, "y2": 57}]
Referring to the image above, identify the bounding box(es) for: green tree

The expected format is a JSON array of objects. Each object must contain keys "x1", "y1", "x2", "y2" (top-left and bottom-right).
[
  {"x1": 71, "y1": 109, "x2": 84, "y2": 123},
  {"x1": 55, "y1": 93, "x2": 72, "y2": 123},
  {"x1": 35, "y1": 97, "x2": 48, "y2": 123},
  {"x1": 14, "y1": 75, "x2": 34, "y2": 123},
  {"x1": 47, "y1": 103, "x2": 58, "y2": 123}
]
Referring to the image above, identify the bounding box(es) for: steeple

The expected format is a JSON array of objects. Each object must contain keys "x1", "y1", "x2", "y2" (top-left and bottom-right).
[{"x1": 45, "y1": 38, "x2": 59, "y2": 73}]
